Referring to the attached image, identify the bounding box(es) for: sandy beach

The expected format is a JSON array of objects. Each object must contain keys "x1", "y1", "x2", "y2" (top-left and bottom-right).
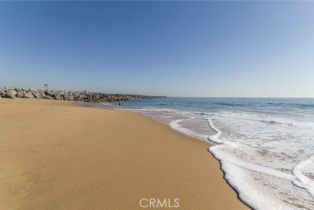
[{"x1": 0, "y1": 99, "x2": 249, "y2": 210}]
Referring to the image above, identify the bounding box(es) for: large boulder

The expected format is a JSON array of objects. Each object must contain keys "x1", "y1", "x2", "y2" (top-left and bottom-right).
[
  {"x1": 15, "y1": 89, "x2": 23, "y2": 97},
  {"x1": 0, "y1": 88, "x2": 5, "y2": 97},
  {"x1": 23, "y1": 92, "x2": 34, "y2": 98},
  {"x1": 44, "y1": 90, "x2": 54, "y2": 97},
  {"x1": 3, "y1": 91, "x2": 15, "y2": 99},
  {"x1": 64, "y1": 92, "x2": 74, "y2": 101},
  {"x1": 78, "y1": 94, "x2": 88, "y2": 101},
  {"x1": 43, "y1": 95, "x2": 54, "y2": 100},
  {"x1": 54, "y1": 92, "x2": 64, "y2": 100},
  {"x1": 8, "y1": 89, "x2": 17, "y2": 96},
  {"x1": 32, "y1": 90, "x2": 42, "y2": 99}
]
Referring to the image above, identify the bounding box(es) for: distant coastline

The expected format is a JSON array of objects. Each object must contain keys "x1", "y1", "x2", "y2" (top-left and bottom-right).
[{"x1": 0, "y1": 87, "x2": 166, "y2": 103}]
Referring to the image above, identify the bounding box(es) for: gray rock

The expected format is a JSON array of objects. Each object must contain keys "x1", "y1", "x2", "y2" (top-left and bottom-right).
[
  {"x1": 64, "y1": 92, "x2": 74, "y2": 101},
  {"x1": 23, "y1": 92, "x2": 34, "y2": 98},
  {"x1": 54, "y1": 92, "x2": 64, "y2": 100},
  {"x1": 0, "y1": 87, "x2": 166, "y2": 103},
  {"x1": 43, "y1": 95, "x2": 54, "y2": 100},
  {"x1": 32, "y1": 91, "x2": 42, "y2": 99},
  {"x1": 7, "y1": 89, "x2": 17, "y2": 96},
  {"x1": 3, "y1": 92, "x2": 15, "y2": 99},
  {"x1": 16, "y1": 90, "x2": 24, "y2": 97},
  {"x1": 78, "y1": 94, "x2": 88, "y2": 101}
]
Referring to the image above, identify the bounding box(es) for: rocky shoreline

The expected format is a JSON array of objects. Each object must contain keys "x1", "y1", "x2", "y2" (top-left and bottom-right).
[{"x1": 0, "y1": 87, "x2": 165, "y2": 103}]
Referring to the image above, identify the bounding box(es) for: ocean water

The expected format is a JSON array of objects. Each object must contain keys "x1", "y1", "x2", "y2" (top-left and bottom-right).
[{"x1": 115, "y1": 97, "x2": 314, "y2": 210}]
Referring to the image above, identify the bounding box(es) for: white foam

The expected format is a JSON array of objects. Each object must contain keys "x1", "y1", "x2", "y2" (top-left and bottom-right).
[
  {"x1": 207, "y1": 118, "x2": 223, "y2": 144},
  {"x1": 169, "y1": 118, "x2": 209, "y2": 142},
  {"x1": 293, "y1": 155, "x2": 314, "y2": 198},
  {"x1": 210, "y1": 143, "x2": 295, "y2": 181},
  {"x1": 207, "y1": 112, "x2": 314, "y2": 210},
  {"x1": 218, "y1": 161, "x2": 295, "y2": 210}
]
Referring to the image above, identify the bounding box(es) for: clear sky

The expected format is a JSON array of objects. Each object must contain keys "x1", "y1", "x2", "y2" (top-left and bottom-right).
[{"x1": 0, "y1": 1, "x2": 314, "y2": 97}]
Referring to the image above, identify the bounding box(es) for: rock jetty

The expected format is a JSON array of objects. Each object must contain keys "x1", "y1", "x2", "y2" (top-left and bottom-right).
[{"x1": 0, "y1": 87, "x2": 165, "y2": 103}]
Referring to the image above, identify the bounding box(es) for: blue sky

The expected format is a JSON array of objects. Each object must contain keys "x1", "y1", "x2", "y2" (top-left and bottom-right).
[{"x1": 0, "y1": 1, "x2": 314, "y2": 97}]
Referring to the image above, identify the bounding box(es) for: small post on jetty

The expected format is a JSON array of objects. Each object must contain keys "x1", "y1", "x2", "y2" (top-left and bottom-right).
[{"x1": 44, "y1": 84, "x2": 48, "y2": 94}]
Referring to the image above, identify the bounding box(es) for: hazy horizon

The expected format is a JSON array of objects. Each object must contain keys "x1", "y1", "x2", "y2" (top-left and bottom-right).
[{"x1": 1, "y1": 1, "x2": 314, "y2": 97}]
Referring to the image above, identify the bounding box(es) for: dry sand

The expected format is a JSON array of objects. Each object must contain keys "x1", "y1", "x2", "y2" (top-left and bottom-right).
[{"x1": 0, "y1": 99, "x2": 249, "y2": 210}]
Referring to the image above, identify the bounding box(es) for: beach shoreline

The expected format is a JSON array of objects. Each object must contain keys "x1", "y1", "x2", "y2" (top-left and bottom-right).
[{"x1": 0, "y1": 98, "x2": 249, "y2": 210}]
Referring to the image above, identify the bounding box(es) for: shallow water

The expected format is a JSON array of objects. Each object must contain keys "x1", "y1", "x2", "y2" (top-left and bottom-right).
[{"x1": 115, "y1": 97, "x2": 314, "y2": 210}]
